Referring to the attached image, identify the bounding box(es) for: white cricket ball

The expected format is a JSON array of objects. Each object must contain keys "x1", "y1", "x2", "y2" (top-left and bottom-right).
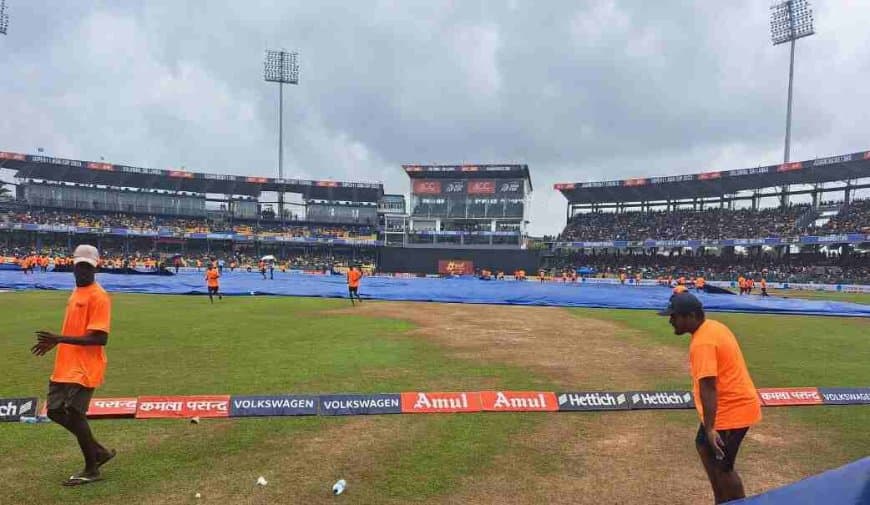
[
  {"x1": 190, "y1": 416, "x2": 200, "y2": 424},
  {"x1": 257, "y1": 476, "x2": 268, "y2": 486},
  {"x1": 195, "y1": 492, "x2": 201, "y2": 499}
]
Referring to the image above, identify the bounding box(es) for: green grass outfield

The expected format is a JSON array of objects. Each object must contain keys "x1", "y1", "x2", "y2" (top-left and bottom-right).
[{"x1": 1, "y1": 291, "x2": 868, "y2": 504}]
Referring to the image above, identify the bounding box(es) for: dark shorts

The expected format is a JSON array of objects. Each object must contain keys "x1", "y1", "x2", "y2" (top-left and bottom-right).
[
  {"x1": 47, "y1": 381, "x2": 94, "y2": 414},
  {"x1": 695, "y1": 424, "x2": 749, "y2": 472},
  {"x1": 348, "y1": 286, "x2": 358, "y2": 294},
  {"x1": 208, "y1": 286, "x2": 219, "y2": 293}
]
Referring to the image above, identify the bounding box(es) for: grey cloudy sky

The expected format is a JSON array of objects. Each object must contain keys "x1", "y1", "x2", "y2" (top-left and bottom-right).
[{"x1": 1, "y1": 0, "x2": 868, "y2": 235}]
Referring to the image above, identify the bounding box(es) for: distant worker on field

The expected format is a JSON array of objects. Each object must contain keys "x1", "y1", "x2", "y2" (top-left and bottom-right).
[
  {"x1": 659, "y1": 293, "x2": 761, "y2": 504},
  {"x1": 205, "y1": 264, "x2": 222, "y2": 303},
  {"x1": 258, "y1": 260, "x2": 267, "y2": 280},
  {"x1": 696, "y1": 276, "x2": 706, "y2": 293},
  {"x1": 737, "y1": 276, "x2": 746, "y2": 295},
  {"x1": 635, "y1": 272, "x2": 642, "y2": 286},
  {"x1": 347, "y1": 265, "x2": 363, "y2": 306},
  {"x1": 760, "y1": 278, "x2": 769, "y2": 297}
]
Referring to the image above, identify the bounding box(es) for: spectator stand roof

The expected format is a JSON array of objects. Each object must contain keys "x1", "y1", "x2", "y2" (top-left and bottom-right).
[
  {"x1": 555, "y1": 150, "x2": 870, "y2": 204},
  {"x1": 402, "y1": 164, "x2": 532, "y2": 191},
  {"x1": 0, "y1": 151, "x2": 384, "y2": 202}
]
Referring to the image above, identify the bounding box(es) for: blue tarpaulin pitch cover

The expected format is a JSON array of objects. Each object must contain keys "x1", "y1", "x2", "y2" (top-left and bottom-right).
[
  {"x1": 733, "y1": 457, "x2": 870, "y2": 505},
  {"x1": 1, "y1": 271, "x2": 868, "y2": 317}
]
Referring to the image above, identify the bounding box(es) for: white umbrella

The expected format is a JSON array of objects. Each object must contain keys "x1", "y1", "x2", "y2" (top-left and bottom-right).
[{"x1": 260, "y1": 255, "x2": 276, "y2": 262}]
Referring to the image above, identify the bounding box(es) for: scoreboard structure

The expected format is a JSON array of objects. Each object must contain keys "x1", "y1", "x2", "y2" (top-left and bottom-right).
[{"x1": 400, "y1": 164, "x2": 532, "y2": 248}]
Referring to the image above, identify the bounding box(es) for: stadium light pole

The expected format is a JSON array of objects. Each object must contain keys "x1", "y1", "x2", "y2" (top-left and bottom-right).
[
  {"x1": 770, "y1": 0, "x2": 814, "y2": 164},
  {"x1": 0, "y1": 0, "x2": 10, "y2": 35},
  {"x1": 264, "y1": 49, "x2": 299, "y2": 223}
]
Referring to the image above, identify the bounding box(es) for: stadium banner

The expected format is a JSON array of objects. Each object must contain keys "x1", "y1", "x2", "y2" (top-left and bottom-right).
[
  {"x1": 495, "y1": 179, "x2": 524, "y2": 195},
  {"x1": 0, "y1": 397, "x2": 38, "y2": 422},
  {"x1": 135, "y1": 395, "x2": 230, "y2": 419},
  {"x1": 757, "y1": 387, "x2": 822, "y2": 407},
  {"x1": 467, "y1": 180, "x2": 496, "y2": 194},
  {"x1": 818, "y1": 388, "x2": 870, "y2": 405},
  {"x1": 557, "y1": 391, "x2": 630, "y2": 411},
  {"x1": 480, "y1": 391, "x2": 558, "y2": 412},
  {"x1": 87, "y1": 397, "x2": 138, "y2": 418},
  {"x1": 318, "y1": 394, "x2": 402, "y2": 416},
  {"x1": 230, "y1": 395, "x2": 318, "y2": 417},
  {"x1": 442, "y1": 180, "x2": 466, "y2": 195},
  {"x1": 412, "y1": 180, "x2": 442, "y2": 194},
  {"x1": 628, "y1": 391, "x2": 694, "y2": 410},
  {"x1": 400, "y1": 392, "x2": 482, "y2": 413},
  {"x1": 438, "y1": 259, "x2": 474, "y2": 275}
]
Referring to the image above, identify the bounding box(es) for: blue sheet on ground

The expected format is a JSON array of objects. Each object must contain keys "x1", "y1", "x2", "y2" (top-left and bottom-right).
[
  {"x1": 1, "y1": 271, "x2": 868, "y2": 317},
  {"x1": 732, "y1": 457, "x2": 870, "y2": 505}
]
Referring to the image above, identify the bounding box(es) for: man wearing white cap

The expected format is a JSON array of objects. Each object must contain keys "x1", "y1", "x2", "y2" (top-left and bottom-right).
[{"x1": 30, "y1": 244, "x2": 116, "y2": 486}]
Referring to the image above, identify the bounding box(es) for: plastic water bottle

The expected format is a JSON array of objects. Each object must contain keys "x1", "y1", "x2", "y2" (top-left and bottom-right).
[
  {"x1": 332, "y1": 479, "x2": 346, "y2": 496},
  {"x1": 20, "y1": 416, "x2": 50, "y2": 424}
]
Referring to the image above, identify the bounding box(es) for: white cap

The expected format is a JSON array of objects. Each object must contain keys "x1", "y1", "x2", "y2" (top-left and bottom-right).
[{"x1": 72, "y1": 244, "x2": 100, "y2": 267}]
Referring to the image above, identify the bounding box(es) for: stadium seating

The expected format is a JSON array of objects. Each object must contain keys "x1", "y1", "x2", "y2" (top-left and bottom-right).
[
  {"x1": 544, "y1": 250, "x2": 870, "y2": 285},
  {"x1": 558, "y1": 199, "x2": 870, "y2": 244},
  {"x1": 0, "y1": 208, "x2": 376, "y2": 240}
]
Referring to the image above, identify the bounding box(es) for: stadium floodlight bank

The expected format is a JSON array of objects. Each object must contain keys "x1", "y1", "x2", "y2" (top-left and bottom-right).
[
  {"x1": 264, "y1": 49, "x2": 300, "y2": 221},
  {"x1": 770, "y1": 0, "x2": 815, "y2": 163},
  {"x1": 0, "y1": 0, "x2": 9, "y2": 35}
]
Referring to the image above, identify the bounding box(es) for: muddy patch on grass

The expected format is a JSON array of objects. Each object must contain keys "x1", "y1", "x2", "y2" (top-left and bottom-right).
[{"x1": 327, "y1": 301, "x2": 843, "y2": 504}]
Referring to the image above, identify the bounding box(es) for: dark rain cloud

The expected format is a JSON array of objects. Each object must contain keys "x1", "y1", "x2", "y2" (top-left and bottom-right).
[{"x1": 1, "y1": 0, "x2": 867, "y2": 234}]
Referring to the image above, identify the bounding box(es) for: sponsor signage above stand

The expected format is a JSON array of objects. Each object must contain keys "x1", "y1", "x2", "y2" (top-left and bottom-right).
[
  {"x1": 135, "y1": 395, "x2": 230, "y2": 419},
  {"x1": 480, "y1": 391, "x2": 558, "y2": 412},
  {"x1": 319, "y1": 394, "x2": 402, "y2": 416},
  {"x1": 0, "y1": 397, "x2": 38, "y2": 422},
  {"x1": 557, "y1": 392, "x2": 629, "y2": 411},
  {"x1": 628, "y1": 391, "x2": 694, "y2": 410},
  {"x1": 88, "y1": 398, "x2": 138, "y2": 418},
  {"x1": 230, "y1": 395, "x2": 318, "y2": 417},
  {"x1": 401, "y1": 392, "x2": 482, "y2": 413},
  {"x1": 757, "y1": 388, "x2": 823, "y2": 406},
  {"x1": 818, "y1": 388, "x2": 870, "y2": 405}
]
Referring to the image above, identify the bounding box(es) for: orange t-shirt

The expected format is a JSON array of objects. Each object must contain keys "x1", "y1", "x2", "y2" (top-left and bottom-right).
[
  {"x1": 672, "y1": 285, "x2": 688, "y2": 294},
  {"x1": 347, "y1": 269, "x2": 362, "y2": 288},
  {"x1": 760, "y1": 279, "x2": 767, "y2": 289},
  {"x1": 689, "y1": 319, "x2": 761, "y2": 430},
  {"x1": 206, "y1": 270, "x2": 220, "y2": 287},
  {"x1": 51, "y1": 283, "x2": 111, "y2": 388}
]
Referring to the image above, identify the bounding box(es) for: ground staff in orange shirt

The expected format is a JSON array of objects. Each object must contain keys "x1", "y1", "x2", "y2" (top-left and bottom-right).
[
  {"x1": 659, "y1": 293, "x2": 761, "y2": 504},
  {"x1": 347, "y1": 265, "x2": 363, "y2": 306},
  {"x1": 30, "y1": 245, "x2": 116, "y2": 486},
  {"x1": 205, "y1": 264, "x2": 222, "y2": 303}
]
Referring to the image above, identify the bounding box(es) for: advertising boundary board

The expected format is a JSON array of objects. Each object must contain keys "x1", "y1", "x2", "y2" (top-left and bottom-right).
[
  {"x1": 0, "y1": 397, "x2": 38, "y2": 422},
  {"x1": 4, "y1": 388, "x2": 869, "y2": 423}
]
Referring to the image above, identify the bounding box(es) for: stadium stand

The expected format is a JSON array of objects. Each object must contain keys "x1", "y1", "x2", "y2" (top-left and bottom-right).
[{"x1": 559, "y1": 204, "x2": 815, "y2": 241}]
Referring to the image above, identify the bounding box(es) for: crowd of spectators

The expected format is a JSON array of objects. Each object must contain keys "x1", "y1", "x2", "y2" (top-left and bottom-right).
[
  {"x1": 0, "y1": 208, "x2": 376, "y2": 240},
  {"x1": 820, "y1": 199, "x2": 870, "y2": 234},
  {"x1": 560, "y1": 205, "x2": 818, "y2": 241},
  {"x1": 544, "y1": 250, "x2": 870, "y2": 285},
  {"x1": 0, "y1": 244, "x2": 377, "y2": 273}
]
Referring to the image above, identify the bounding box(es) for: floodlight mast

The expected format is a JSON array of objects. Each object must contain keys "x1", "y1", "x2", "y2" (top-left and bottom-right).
[
  {"x1": 770, "y1": 0, "x2": 815, "y2": 164},
  {"x1": 0, "y1": 0, "x2": 10, "y2": 35},
  {"x1": 264, "y1": 49, "x2": 299, "y2": 223}
]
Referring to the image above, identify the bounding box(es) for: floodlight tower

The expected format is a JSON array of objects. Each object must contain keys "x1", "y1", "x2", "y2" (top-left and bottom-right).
[
  {"x1": 770, "y1": 0, "x2": 814, "y2": 164},
  {"x1": 0, "y1": 0, "x2": 10, "y2": 35},
  {"x1": 264, "y1": 49, "x2": 299, "y2": 222}
]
